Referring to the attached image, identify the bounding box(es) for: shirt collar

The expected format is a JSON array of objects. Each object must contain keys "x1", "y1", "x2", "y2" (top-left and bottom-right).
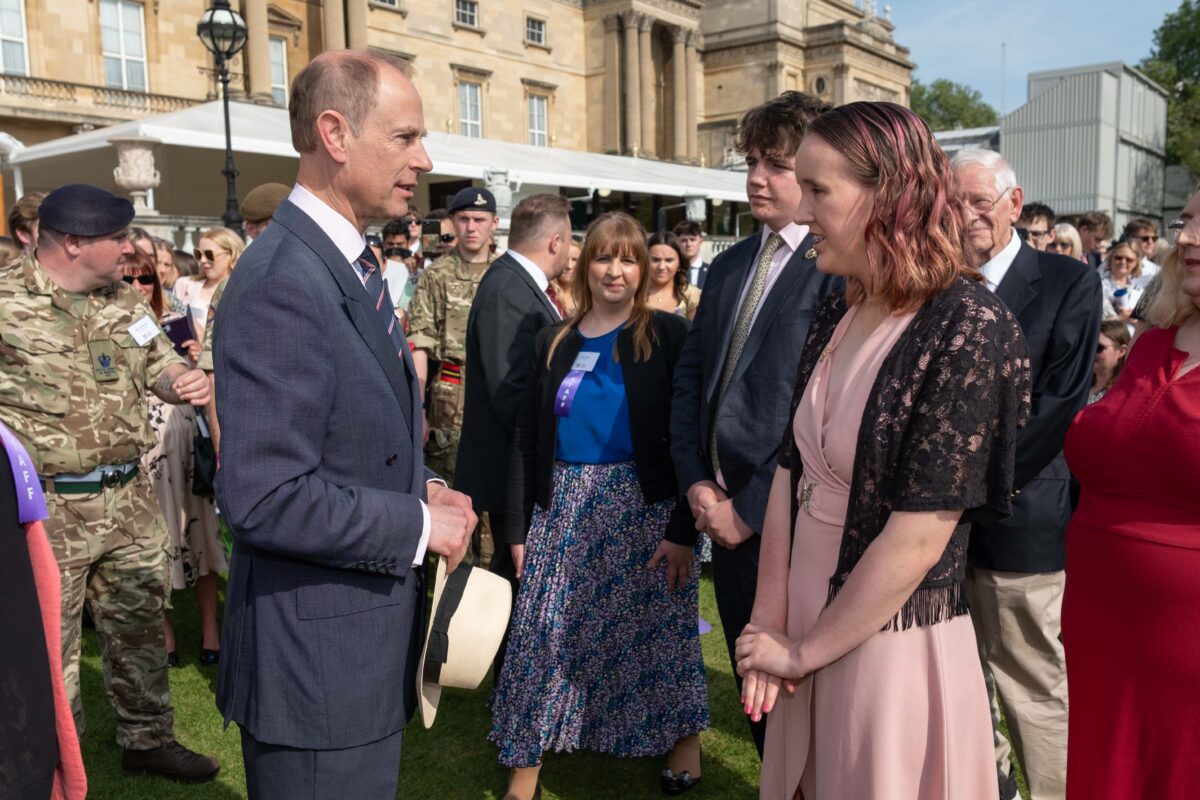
[
  {"x1": 506, "y1": 248, "x2": 549, "y2": 291},
  {"x1": 979, "y1": 230, "x2": 1022, "y2": 292},
  {"x1": 288, "y1": 184, "x2": 366, "y2": 265},
  {"x1": 763, "y1": 222, "x2": 809, "y2": 254}
]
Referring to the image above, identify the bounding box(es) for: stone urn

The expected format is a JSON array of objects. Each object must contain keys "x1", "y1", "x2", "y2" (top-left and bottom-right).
[
  {"x1": 110, "y1": 135, "x2": 162, "y2": 215},
  {"x1": 483, "y1": 168, "x2": 516, "y2": 226}
]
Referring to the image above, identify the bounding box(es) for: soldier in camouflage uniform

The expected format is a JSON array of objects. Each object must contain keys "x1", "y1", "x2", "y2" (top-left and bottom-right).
[
  {"x1": 408, "y1": 187, "x2": 498, "y2": 485},
  {"x1": 0, "y1": 185, "x2": 220, "y2": 783}
]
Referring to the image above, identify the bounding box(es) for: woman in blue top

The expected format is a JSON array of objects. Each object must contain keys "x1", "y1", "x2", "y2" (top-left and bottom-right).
[{"x1": 492, "y1": 212, "x2": 708, "y2": 800}]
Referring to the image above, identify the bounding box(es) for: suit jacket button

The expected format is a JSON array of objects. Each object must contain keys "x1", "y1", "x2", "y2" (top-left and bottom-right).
[{"x1": 386, "y1": 454, "x2": 398, "y2": 466}]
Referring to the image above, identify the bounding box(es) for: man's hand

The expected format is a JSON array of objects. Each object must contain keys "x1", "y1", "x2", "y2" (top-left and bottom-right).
[
  {"x1": 697, "y1": 498, "x2": 753, "y2": 549},
  {"x1": 511, "y1": 543, "x2": 525, "y2": 580},
  {"x1": 155, "y1": 365, "x2": 211, "y2": 406},
  {"x1": 647, "y1": 540, "x2": 695, "y2": 591},
  {"x1": 686, "y1": 480, "x2": 727, "y2": 520},
  {"x1": 427, "y1": 504, "x2": 473, "y2": 573},
  {"x1": 427, "y1": 482, "x2": 474, "y2": 515}
]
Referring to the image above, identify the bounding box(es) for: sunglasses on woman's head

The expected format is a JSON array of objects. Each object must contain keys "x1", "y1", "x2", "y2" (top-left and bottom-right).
[
  {"x1": 194, "y1": 248, "x2": 222, "y2": 262},
  {"x1": 123, "y1": 274, "x2": 155, "y2": 286}
]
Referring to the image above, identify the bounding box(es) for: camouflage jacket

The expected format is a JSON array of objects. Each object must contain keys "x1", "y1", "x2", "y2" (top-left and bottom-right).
[
  {"x1": 407, "y1": 249, "x2": 494, "y2": 365},
  {"x1": 196, "y1": 276, "x2": 227, "y2": 373},
  {"x1": 0, "y1": 255, "x2": 183, "y2": 475}
]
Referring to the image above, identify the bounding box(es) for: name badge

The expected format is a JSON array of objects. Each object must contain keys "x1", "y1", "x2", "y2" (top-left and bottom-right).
[
  {"x1": 570, "y1": 351, "x2": 600, "y2": 373},
  {"x1": 128, "y1": 314, "x2": 161, "y2": 347},
  {"x1": 88, "y1": 340, "x2": 120, "y2": 382}
]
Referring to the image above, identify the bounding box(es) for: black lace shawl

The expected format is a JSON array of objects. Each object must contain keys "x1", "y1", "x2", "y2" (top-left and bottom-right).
[{"x1": 780, "y1": 276, "x2": 1032, "y2": 631}]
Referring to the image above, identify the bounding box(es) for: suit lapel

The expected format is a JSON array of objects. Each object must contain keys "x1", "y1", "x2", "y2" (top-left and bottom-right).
[
  {"x1": 996, "y1": 241, "x2": 1041, "y2": 322},
  {"x1": 275, "y1": 201, "x2": 415, "y2": 435}
]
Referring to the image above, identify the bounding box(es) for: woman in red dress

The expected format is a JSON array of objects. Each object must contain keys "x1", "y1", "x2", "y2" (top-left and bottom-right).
[{"x1": 1062, "y1": 186, "x2": 1200, "y2": 799}]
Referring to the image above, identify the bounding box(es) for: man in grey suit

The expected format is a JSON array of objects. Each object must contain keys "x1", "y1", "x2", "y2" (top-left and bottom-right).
[
  {"x1": 671, "y1": 92, "x2": 840, "y2": 757},
  {"x1": 213, "y1": 50, "x2": 474, "y2": 799}
]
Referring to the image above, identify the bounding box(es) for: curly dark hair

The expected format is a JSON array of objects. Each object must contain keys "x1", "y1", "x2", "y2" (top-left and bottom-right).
[{"x1": 735, "y1": 91, "x2": 833, "y2": 160}]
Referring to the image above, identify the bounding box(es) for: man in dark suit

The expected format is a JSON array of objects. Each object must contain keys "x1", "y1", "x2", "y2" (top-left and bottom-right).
[
  {"x1": 671, "y1": 92, "x2": 840, "y2": 757},
  {"x1": 674, "y1": 220, "x2": 708, "y2": 288},
  {"x1": 455, "y1": 194, "x2": 570, "y2": 643},
  {"x1": 213, "y1": 51, "x2": 474, "y2": 800},
  {"x1": 953, "y1": 149, "x2": 1101, "y2": 800}
]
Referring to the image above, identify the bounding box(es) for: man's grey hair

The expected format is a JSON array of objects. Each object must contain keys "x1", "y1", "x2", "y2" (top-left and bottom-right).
[{"x1": 950, "y1": 148, "x2": 1018, "y2": 196}]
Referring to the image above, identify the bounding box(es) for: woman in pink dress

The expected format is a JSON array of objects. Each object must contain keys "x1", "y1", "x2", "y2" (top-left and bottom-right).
[{"x1": 734, "y1": 102, "x2": 1032, "y2": 799}]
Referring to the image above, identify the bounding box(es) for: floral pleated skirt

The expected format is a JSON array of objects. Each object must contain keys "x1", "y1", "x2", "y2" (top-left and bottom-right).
[{"x1": 489, "y1": 460, "x2": 709, "y2": 768}]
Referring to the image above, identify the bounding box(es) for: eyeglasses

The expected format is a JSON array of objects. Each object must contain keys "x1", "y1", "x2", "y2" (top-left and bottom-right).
[
  {"x1": 1168, "y1": 217, "x2": 1199, "y2": 244},
  {"x1": 193, "y1": 248, "x2": 225, "y2": 262},
  {"x1": 1047, "y1": 241, "x2": 1071, "y2": 252},
  {"x1": 965, "y1": 186, "x2": 1014, "y2": 215},
  {"x1": 1097, "y1": 342, "x2": 1112, "y2": 355},
  {"x1": 1025, "y1": 228, "x2": 1051, "y2": 239},
  {"x1": 123, "y1": 274, "x2": 155, "y2": 286},
  {"x1": 1134, "y1": 234, "x2": 1157, "y2": 243},
  {"x1": 402, "y1": 216, "x2": 422, "y2": 226},
  {"x1": 438, "y1": 233, "x2": 456, "y2": 243}
]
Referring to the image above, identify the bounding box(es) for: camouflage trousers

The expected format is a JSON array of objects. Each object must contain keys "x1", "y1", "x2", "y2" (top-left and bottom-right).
[{"x1": 45, "y1": 470, "x2": 174, "y2": 750}]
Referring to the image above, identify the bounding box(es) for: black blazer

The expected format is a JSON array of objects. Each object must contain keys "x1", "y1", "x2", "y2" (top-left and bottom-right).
[
  {"x1": 455, "y1": 252, "x2": 559, "y2": 514},
  {"x1": 507, "y1": 311, "x2": 695, "y2": 545},
  {"x1": 969, "y1": 241, "x2": 1102, "y2": 572},
  {"x1": 670, "y1": 232, "x2": 842, "y2": 542},
  {"x1": 690, "y1": 261, "x2": 709, "y2": 289}
]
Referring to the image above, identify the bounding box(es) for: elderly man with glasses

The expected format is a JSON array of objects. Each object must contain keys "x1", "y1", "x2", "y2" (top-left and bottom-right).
[{"x1": 952, "y1": 149, "x2": 1102, "y2": 800}]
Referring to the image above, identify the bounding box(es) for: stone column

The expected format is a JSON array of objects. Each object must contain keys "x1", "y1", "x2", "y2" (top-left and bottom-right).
[
  {"x1": 671, "y1": 26, "x2": 687, "y2": 161},
  {"x1": 638, "y1": 14, "x2": 654, "y2": 157},
  {"x1": 603, "y1": 15, "x2": 621, "y2": 153},
  {"x1": 243, "y1": 0, "x2": 273, "y2": 103},
  {"x1": 323, "y1": 0, "x2": 345, "y2": 51},
  {"x1": 346, "y1": 0, "x2": 368, "y2": 50},
  {"x1": 620, "y1": 10, "x2": 640, "y2": 155},
  {"x1": 686, "y1": 31, "x2": 699, "y2": 161}
]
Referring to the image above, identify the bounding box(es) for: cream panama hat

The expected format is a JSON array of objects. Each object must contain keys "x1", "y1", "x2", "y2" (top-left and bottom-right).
[{"x1": 417, "y1": 557, "x2": 512, "y2": 728}]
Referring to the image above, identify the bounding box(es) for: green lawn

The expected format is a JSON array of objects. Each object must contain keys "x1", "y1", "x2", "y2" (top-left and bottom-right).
[{"x1": 76, "y1": 569, "x2": 1029, "y2": 799}]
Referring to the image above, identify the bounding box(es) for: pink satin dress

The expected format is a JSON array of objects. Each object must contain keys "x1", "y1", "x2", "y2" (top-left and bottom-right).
[{"x1": 760, "y1": 304, "x2": 995, "y2": 800}]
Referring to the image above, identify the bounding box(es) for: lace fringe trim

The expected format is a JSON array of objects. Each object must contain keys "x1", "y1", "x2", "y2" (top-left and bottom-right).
[{"x1": 826, "y1": 580, "x2": 969, "y2": 632}]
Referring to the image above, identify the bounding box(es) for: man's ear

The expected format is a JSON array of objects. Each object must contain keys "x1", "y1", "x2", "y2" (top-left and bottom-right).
[
  {"x1": 1009, "y1": 186, "x2": 1025, "y2": 225},
  {"x1": 547, "y1": 233, "x2": 563, "y2": 255},
  {"x1": 62, "y1": 234, "x2": 83, "y2": 256},
  {"x1": 315, "y1": 110, "x2": 352, "y2": 165}
]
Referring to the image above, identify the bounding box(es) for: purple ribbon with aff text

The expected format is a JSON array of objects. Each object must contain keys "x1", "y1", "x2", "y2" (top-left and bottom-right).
[
  {"x1": 0, "y1": 421, "x2": 48, "y2": 523},
  {"x1": 554, "y1": 370, "x2": 587, "y2": 418}
]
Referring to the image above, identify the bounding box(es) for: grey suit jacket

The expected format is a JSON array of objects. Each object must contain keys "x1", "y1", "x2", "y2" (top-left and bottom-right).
[
  {"x1": 671, "y1": 232, "x2": 841, "y2": 539},
  {"x1": 214, "y1": 199, "x2": 434, "y2": 750}
]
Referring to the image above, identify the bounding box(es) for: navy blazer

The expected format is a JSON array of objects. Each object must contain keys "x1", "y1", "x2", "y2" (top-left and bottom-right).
[
  {"x1": 670, "y1": 233, "x2": 842, "y2": 540},
  {"x1": 969, "y1": 241, "x2": 1102, "y2": 573},
  {"x1": 455, "y1": 252, "x2": 560, "y2": 515},
  {"x1": 214, "y1": 199, "x2": 434, "y2": 750}
]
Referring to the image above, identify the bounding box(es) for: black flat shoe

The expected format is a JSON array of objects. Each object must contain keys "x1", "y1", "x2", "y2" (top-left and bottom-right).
[
  {"x1": 199, "y1": 640, "x2": 220, "y2": 665},
  {"x1": 166, "y1": 650, "x2": 179, "y2": 668},
  {"x1": 661, "y1": 767, "x2": 700, "y2": 795}
]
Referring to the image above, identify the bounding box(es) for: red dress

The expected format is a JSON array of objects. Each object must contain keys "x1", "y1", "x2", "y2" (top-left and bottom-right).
[{"x1": 1063, "y1": 326, "x2": 1200, "y2": 799}]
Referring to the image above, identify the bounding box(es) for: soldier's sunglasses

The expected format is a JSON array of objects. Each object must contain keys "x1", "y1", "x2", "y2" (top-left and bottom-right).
[{"x1": 123, "y1": 274, "x2": 156, "y2": 286}]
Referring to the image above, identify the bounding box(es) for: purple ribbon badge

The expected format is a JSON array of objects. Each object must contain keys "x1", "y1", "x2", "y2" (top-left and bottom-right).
[
  {"x1": 554, "y1": 350, "x2": 600, "y2": 418},
  {"x1": 0, "y1": 421, "x2": 48, "y2": 524}
]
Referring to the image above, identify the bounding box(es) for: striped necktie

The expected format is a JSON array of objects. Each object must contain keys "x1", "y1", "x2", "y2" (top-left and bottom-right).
[
  {"x1": 709, "y1": 232, "x2": 782, "y2": 475},
  {"x1": 356, "y1": 246, "x2": 408, "y2": 360}
]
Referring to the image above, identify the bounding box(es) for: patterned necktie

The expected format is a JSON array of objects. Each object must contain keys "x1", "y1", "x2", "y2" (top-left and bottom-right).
[
  {"x1": 544, "y1": 284, "x2": 565, "y2": 317},
  {"x1": 356, "y1": 246, "x2": 408, "y2": 361},
  {"x1": 709, "y1": 232, "x2": 783, "y2": 475}
]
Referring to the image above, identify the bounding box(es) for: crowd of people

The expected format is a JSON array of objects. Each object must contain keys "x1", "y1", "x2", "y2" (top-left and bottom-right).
[{"x1": 0, "y1": 46, "x2": 1197, "y2": 800}]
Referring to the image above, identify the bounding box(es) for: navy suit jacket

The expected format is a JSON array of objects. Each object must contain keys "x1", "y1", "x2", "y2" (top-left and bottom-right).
[
  {"x1": 671, "y1": 232, "x2": 841, "y2": 539},
  {"x1": 969, "y1": 241, "x2": 1102, "y2": 573},
  {"x1": 214, "y1": 199, "x2": 434, "y2": 750}
]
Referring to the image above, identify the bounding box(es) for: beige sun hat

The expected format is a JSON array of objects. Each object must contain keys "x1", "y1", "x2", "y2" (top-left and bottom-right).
[{"x1": 417, "y1": 556, "x2": 512, "y2": 728}]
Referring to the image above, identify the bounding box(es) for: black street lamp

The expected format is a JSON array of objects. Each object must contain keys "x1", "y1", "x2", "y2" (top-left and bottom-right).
[{"x1": 197, "y1": 0, "x2": 248, "y2": 237}]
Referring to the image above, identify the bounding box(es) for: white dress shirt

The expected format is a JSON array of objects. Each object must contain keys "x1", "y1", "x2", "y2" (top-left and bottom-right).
[
  {"x1": 288, "y1": 183, "x2": 434, "y2": 565},
  {"x1": 688, "y1": 258, "x2": 705, "y2": 286},
  {"x1": 506, "y1": 248, "x2": 561, "y2": 319},
  {"x1": 979, "y1": 230, "x2": 1023, "y2": 293}
]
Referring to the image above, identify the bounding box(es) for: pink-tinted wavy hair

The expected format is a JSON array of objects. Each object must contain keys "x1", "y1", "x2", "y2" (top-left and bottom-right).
[{"x1": 807, "y1": 101, "x2": 979, "y2": 310}]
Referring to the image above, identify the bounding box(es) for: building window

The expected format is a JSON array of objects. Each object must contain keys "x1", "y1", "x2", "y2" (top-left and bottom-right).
[
  {"x1": 100, "y1": 0, "x2": 147, "y2": 92},
  {"x1": 528, "y1": 94, "x2": 548, "y2": 146},
  {"x1": 269, "y1": 36, "x2": 288, "y2": 107},
  {"x1": 0, "y1": 0, "x2": 28, "y2": 76},
  {"x1": 454, "y1": 0, "x2": 478, "y2": 27},
  {"x1": 459, "y1": 80, "x2": 482, "y2": 137},
  {"x1": 525, "y1": 16, "x2": 545, "y2": 45}
]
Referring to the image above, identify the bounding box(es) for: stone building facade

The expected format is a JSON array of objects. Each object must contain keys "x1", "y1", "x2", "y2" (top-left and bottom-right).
[{"x1": 0, "y1": 0, "x2": 910, "y2": 164}]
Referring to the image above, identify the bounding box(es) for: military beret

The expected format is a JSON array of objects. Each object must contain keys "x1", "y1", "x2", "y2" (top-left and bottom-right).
[
  {"x1": 38, "y1": 184, "x2": 135, "y2": 237},
  {"x1": 447, "y1": 187, "x2": 496, "y2": 215},
  {"x1": 240, "y1": 182, "x2": 290, "y2": 223}
]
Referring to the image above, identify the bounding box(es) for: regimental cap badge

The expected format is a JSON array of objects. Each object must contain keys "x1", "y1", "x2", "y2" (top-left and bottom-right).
[{"x1": 474, "y1": 193, "x2": 487, "y2": 207}]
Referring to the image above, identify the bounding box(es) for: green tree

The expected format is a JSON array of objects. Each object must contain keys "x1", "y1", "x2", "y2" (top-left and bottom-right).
[
  {"x1": 909, "y1": 78, "x2": 998, "y2": 132},
  {"x1": 1139, "y1": 0, "x2": 1200, "y2": 175}
]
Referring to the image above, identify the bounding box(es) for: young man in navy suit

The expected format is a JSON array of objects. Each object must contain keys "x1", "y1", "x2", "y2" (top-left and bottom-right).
[
  {"x1": 214, "y1": 51, "x2": 475, "y2": 800},
  {"x1": 671, "y1": 92, "x2": 840, "y2": 756}
]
